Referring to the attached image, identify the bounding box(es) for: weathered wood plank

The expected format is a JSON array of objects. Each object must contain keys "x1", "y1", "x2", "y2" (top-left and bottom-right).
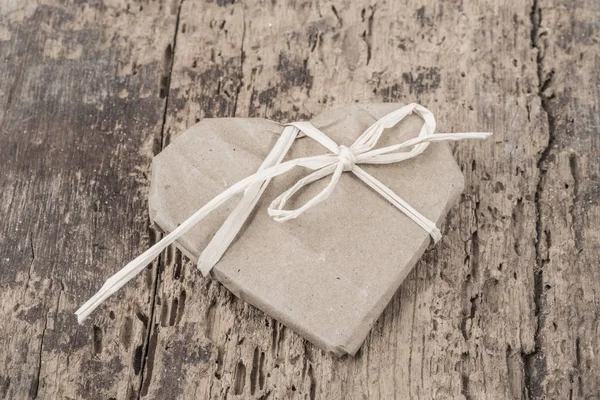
[
  {"x1": 527, "y1": 0, "x2": 600, "y2": 398},
  {"x1": 0, "y1": 1, "x2": 178, "y2": 399}
]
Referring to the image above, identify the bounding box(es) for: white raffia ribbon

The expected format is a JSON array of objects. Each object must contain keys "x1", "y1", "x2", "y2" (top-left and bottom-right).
[{"x1": 76, "y1": 103, "x2": 492, "y2": 323}]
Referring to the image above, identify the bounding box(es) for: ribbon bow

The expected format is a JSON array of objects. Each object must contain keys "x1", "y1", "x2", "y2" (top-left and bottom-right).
[{"x1": 76, "y1": 103, "x2": 491, "y2": 322}]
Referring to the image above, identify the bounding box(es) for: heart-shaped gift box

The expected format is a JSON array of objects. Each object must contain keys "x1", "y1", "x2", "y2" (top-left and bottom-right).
[{"x1": 147, "y1": 103, "x2": 465, "y2": 356}]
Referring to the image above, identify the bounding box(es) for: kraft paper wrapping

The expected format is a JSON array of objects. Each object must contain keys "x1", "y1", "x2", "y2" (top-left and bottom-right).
[{"x1": 148, "y1": 103, "x2": 464, "y2": 356}]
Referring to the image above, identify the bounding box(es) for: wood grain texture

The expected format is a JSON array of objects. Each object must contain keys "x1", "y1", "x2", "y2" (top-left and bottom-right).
[
  {"x1": 0, "y1": 0, "x2": 179, "y2": 399},
  {"x1": 0, "y1": 0, "x2": 597, "y2": 399}
]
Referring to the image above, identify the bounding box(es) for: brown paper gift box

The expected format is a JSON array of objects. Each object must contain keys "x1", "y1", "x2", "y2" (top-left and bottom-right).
[{"x1": 148, "y1": 103, "x2": 464, "y2": 356}]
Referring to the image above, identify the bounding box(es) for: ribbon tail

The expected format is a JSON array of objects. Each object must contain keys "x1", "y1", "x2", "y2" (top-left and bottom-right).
[
  {"x1": 197, "y1": 125, "x2": 300, "y2": 276},
  {"x1": 75, "y1": 156, "x2": 304, "y2": 323},
  {"x1": 75, "y1": 227, "x2": 182, "y2": 323},
  {"x1": 352, "y1": 166, "x2": 442, "y2": 242}
]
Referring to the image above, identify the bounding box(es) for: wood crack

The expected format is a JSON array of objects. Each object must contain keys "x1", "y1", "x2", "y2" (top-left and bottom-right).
[
  {"x1": 158, "y1": 0, "x2": 185, "y2": 151},
  {"x1": 30, "y1": 243, "x2": 64, "y2": 400},
  {"x1": 30, "y1": 310, "x2": 48, "y2": 399},
  {"x1": 361, "y1": 6, "x2": 376, "y2": 65},
  {"x1": 137, "y1": 1, "x2": 185, "y2": 398},
  {"x1": 524, "y1": 0, "x2": 552, "y2": 398},
  {"x1": 407, "y1": 287, "x2": 418, "y2": 398},
  {"x1": 233, "y1": 7, "x2": 246, "y2": 117},
  {"x1": 24, "y1": 233, "x2": 35, "y2": 293},
  {"x1": 568, "y1": 154, "x2": 582, "y2": 252}
]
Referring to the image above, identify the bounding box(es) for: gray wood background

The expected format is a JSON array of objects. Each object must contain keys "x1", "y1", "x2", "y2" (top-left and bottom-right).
[{"x1": 0, "y1": 0, "x2": 598, "y2": 399}]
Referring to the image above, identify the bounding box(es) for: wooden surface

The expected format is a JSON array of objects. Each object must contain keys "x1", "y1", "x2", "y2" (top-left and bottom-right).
[{"x1": 0, "y1": 0, "x2": 598, "y2": 399}]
